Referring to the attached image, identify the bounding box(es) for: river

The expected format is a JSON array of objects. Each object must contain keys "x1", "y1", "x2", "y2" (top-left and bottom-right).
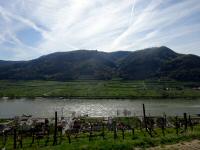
[{"x1": 0, "y1": 98, "x2": 200, "y2": 118}]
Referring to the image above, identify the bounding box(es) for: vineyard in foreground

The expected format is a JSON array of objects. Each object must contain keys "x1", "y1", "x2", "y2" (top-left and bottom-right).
[{"x1": 1, "y1": 104, "x2": 200, "y2": 150}]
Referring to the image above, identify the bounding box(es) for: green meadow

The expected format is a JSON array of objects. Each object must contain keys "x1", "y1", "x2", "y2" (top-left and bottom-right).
[{"x1": 0, "y1": 80, "x2": 199, "y2": 99}]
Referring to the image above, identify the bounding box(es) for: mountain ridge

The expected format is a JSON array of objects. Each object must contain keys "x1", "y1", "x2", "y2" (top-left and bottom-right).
[{"x1": 0, "y1": 46, "x2": 199, "y2": 81}]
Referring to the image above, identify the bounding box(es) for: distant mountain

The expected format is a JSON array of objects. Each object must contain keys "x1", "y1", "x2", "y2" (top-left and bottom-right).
[
  {"x1": 0, "y1": 60, "x2": 23, "y2": 67},
  {"x1": 0, "y1": 50, "x2": 117, "y2": 80},
  {"x1": 160, "y1": 54, "x2": 200, "y2": 81},
  {"x1": 118, "y1": 46, "x2": 179, "y2": 79},
  {"x1": 0, "y1": 46, "x2": 200, "y2": 81}
]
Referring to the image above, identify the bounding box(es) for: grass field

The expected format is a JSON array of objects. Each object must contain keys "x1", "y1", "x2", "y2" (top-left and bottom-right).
[{"x1": 0, "y1": 80, "x2": 200, "y2": 99}]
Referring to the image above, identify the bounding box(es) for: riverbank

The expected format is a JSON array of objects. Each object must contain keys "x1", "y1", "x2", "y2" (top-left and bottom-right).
[{"x1": 0, "y1": 80, "x2": 200, "y2": 99}]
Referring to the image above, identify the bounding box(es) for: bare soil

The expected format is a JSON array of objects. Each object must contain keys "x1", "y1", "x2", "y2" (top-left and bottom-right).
[{"x1": 146, "y1": 140, "x2": 200, "y2": 150}]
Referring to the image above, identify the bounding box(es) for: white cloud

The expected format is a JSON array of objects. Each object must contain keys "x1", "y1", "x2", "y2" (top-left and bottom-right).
[
  {"x1": 110, "y1": 0, "x2": 200, "y2": 50},
  {"x1": 0, "y1": 0, "x2": 200, "y2": 60}
]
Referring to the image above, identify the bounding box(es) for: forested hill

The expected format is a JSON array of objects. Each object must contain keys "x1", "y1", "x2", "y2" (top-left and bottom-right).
[{"x1": 0, "y1": 46, "x2": 200, "y2": 81}]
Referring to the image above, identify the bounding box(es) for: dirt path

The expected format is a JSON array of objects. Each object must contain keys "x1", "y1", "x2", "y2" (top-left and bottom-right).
[{"x1": 146, "y1": 140, "x2": 200, "y2": 150}]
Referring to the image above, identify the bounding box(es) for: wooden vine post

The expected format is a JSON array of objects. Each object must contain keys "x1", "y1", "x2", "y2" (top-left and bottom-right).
[
  {"x1": 30, "y1": 127, "x2": 35, "y2": 147},
  {"x1": 188, "y1": 115, "x2": 193, "y2": 131},
  {"x1": 161, "y1": 117, "x2": 165, "y2": 136},
  {"x1": 19, "y1": 131, "x2": 23, "y2": 148},
  {"x1": 13, "y1": 127, "x2": 17, "y2": 149},
  {"x1": 184, "y1": 113, "x2": 187, "y2": 133},
  {"x1": 102, "y1": 123, "x2": 105, "y2": 140},
  {"x1": 163, "y1": 113, "x2": 167, "y2": 128},
  {"x1": 53, "y1": 111, "x2": 58, "y2": 145},
  {"x1": 45, "y1": 125, "x2": 50, "y2": 146},
  {"x1": 2, "y1": 129, "x2": 7, "y2": 146},
  {"x1": 143, "y1": 104, "x2": 147, "y2": 133},
  {"x1": 89, "y1": 123, "x2": 93, "y2": 141},
  {"x1": 132, "y1": 128, "x2": 135, "y2": 136},
  {"x1": 122, "y1": 128, "x2": 125, "y2": 140},
  {"x1": 175, "y1": 116, "x2": 179, "y2": 135},
  {"x1": 67, "y1": 131, "x2": 71, "y2": 144},
  {"x1": 143, "y1": 104, "x2": 152, "y2": 137},
  {"x1": 113, "y1": 121, "x2": 117, "y2": 140}
]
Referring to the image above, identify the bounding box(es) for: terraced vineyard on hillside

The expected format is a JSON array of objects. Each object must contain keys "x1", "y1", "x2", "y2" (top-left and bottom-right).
[{"x1": 0, "y1": 80, "x2": 199, "y2": 99}]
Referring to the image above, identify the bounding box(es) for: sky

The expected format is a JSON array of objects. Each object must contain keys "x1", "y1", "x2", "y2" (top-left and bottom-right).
[{"x1": 0, "y1": 0, "x2": 200, "y2": 60}]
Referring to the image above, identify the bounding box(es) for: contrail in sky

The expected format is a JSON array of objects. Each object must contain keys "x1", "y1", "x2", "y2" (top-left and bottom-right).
[{"x1": 129, "y1": 0, "x2": 135, "y2": 26}]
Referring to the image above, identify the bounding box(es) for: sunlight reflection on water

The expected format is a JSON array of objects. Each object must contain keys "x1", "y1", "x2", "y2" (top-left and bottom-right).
[{"x1": 0, "y1": 98, "x2": 200, "y2": 118}]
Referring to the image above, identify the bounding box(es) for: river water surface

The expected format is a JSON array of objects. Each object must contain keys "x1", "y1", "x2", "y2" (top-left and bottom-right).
[{"x1": 0, "y1": 98, "x2": 200, "y2": 118}]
